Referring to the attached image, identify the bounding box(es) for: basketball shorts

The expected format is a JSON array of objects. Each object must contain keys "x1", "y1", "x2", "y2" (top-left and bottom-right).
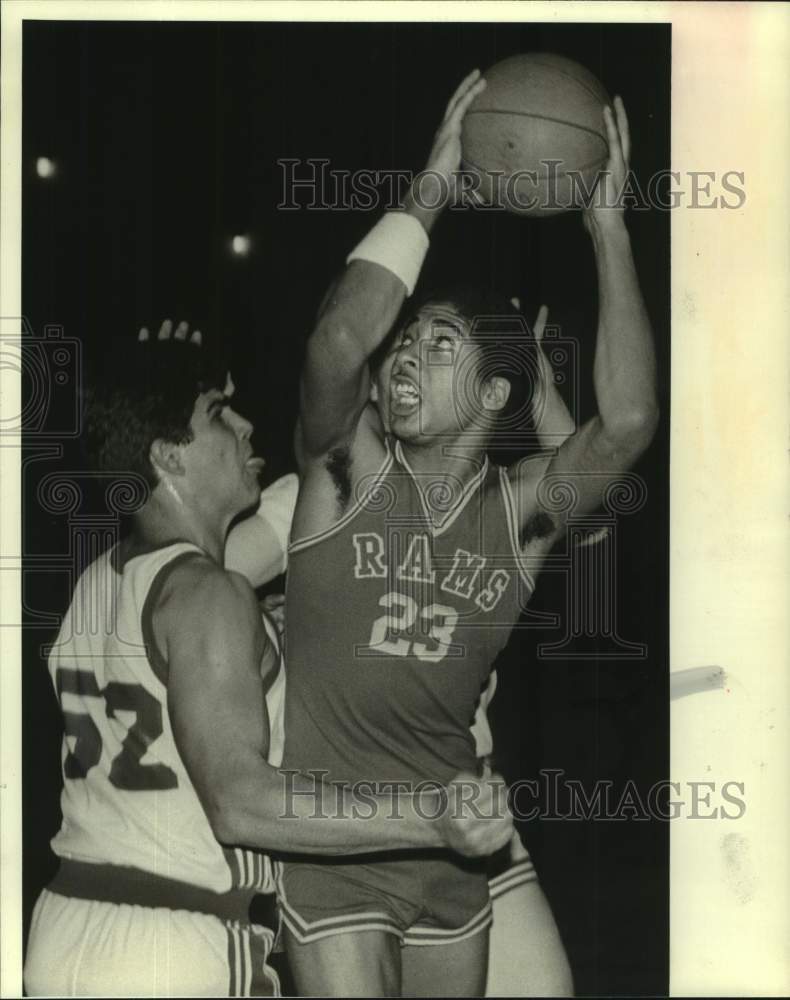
[
  {"x1": 24, "y1": 862, "x2": 281, "y2": 997},
  {"x1": 278, "y1": 851, "x2": 491, "y2": 948},
  {"x1": 487, "y1": 830, "x2": 539, "y2": 903}
]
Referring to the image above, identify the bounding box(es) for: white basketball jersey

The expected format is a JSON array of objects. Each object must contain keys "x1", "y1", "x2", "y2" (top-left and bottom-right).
[
  {"x1": 260, "y1": 611, "x2": 285, "y2": 769},
  {"x1": 49, "y1": 542, "x2": 281, "y2": 894}
]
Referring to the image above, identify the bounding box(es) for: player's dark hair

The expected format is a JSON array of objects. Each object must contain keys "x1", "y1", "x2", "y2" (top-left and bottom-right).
[
  {"x1": 83, "y1": 338, "x2": 228, "y2": 491},
  {"x1": 409, "y1": 285, "x2": 539, "y2": 444}
]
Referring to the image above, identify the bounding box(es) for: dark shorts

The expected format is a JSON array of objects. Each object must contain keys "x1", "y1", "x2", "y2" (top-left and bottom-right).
[
  {"x1": 278, "y1": 851, "x2": 491, "y2": 948},
  {"x1": 486, "y1": 834, "x2": 539, "y2": 902}
]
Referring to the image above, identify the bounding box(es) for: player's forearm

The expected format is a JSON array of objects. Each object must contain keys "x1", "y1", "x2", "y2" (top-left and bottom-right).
[
  {"x1": 534, "y1": 350, "x2": 576, "y2": 448},
  {"x1": 311, "y1": 187, "x2": 438, "y2": 368},
  {"x1": 213, "y1": 763, "x2": 445, "y2": 855},
  {"x1": 310, "y1": 257, "x2": 407, "y2": 370},
  {"x1": 401, "y1": 177, "x2": 447, "y2": 237},
  {"x1": 299, "y1": 208, "x2": 433, "y2": 456},
  {"x1": 588, "y1": 219, "x2": 659, "y2": 450}
]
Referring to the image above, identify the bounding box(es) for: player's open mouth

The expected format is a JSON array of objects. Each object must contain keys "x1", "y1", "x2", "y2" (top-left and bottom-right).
[{"x1": 391, "y1": 377, "x2": 420, "y2": 412}]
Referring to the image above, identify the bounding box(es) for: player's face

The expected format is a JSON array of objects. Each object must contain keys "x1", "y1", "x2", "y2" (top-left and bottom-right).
[
  {"x1": 377, "y1": 303, "x2": 485, "y2": 443},
  {"x1": 181, "y1": 373, "x2": 264, "y2": 517}
]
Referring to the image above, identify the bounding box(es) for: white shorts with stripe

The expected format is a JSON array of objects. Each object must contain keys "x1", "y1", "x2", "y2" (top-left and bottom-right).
[{"x1": 24, "y1": 888, "x2": 280, "y2": 997}]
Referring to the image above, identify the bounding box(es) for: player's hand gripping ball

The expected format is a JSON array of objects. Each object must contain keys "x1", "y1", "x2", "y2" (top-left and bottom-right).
[{"x1": 461, "y1": 53, "x2": 611, "y2": 216}]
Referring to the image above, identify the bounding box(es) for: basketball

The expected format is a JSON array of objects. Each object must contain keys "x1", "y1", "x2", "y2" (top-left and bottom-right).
[{"x1": 461, "y1": 53, "x2": 611, "y2": 217}]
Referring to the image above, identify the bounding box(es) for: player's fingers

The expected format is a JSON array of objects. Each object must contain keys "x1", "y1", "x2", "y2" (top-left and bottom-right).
[
  {"x1": 602, "y1": 105, "x2": 624, "y2": 169},
  {"x1": 138, "y1": 327, "x2": 150, "y2": 342},
  {"x1": 486, "y1": 772, "x2": 510, "y2": 816},
  {"x1": 174, "y1": 320, "x2": 189, "y2": 341},
  {"x1": 262, "y1": 593, "x2": 286, "y2": 609},
  {"x1": 190, "y1": 329, "x2": 202, "y2": 346},
  {"x1": 466, "y1": 182, "x2": 486, "y2": 207},
  {"x1": 446, "y1": 769, "x2": 477, "y2": 814},
  {"x1": 533, "y1": 304, "x2": 549, "y2": 342},
  {"x1": 157, "y1": 318, "x2": 173, "y2": 340},
  {"x1": 509, "y1": 829, "x2": 529, "y2": 862},
  {"x1": 443, "y1": 68, "x2": 480, "y2": 118},
  {"x1": 492, "y1": 817, "x2": 515, "y2": 852},
  {"x1": 443, "y1": 68, "x2": 481, "y2": 121},
  {"x1": 509, "y1": 296, "x2": 521, "y2": 311},
  {"x1": 613, "y1": 95, "x2": 631, "y2": 165},
  {"x1": 449, "y1": 77, "x2": 486, "y2": 126},
  {"x1": 577, "y1": 525, "x2": 611, "y2": 548}
]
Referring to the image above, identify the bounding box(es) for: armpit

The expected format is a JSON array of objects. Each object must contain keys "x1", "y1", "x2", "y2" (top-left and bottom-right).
[
  {"x1": 521, "y1": 509, "x2": 556, "y2": 545},
  {"x1": 326, "y1": 445, "x2": 352, "y2": 510}
]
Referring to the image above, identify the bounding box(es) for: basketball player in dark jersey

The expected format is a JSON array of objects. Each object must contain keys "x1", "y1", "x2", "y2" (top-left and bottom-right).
[
  {"x1": 280, "y1": 69, "x2": 657, "y2": 996},
  {"x1": 198, "y1": 299, "x2": 574, "y2": 996}
]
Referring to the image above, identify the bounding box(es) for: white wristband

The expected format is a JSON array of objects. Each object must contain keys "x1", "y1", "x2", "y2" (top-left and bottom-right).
[{"x1": 346, "y1": 212, "x2": 429, "y2": 296}]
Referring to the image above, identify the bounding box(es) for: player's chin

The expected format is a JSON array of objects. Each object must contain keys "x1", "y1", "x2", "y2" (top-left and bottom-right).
[
  {"x1": 390, "y1": 410, "x2": 423, "y2": 440},
  {"x1": 239, "y1": 473, "x2": 263, "y2": 509}
]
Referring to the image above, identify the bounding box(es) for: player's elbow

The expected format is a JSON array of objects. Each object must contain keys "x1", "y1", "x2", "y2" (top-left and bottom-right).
[
  {"x1": 309, "y1": 316, "x2": 367, "y2": 371},
  {"x1": 201, "y1": 788, "x2": 231, "y2": 843},
  {"x1": 605, "y1": 401, "x2": 660, "y2": 455},
  {"x1": 204, "y1": 769, "x2": 281, "y2": 849},
  {"x1": 206, "y1": 790, "x2": 248, "y2": 846},
  {"x1": 200, "y1": 773, "x2": 253, "y2": 845}
]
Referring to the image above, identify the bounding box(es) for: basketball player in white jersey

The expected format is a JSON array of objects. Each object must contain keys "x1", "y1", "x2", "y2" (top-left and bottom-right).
[{"x1": 23, "y1": 327, "x2": 514, "y2": 997}]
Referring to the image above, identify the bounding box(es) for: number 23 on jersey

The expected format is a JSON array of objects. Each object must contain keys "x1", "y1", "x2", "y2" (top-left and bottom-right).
[{"x1": 362, "y1": 592, "x2": 461, "y2": 663}]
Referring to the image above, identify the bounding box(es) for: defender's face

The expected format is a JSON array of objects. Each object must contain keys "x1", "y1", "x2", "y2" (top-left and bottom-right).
[
  {"x1": 376, "y1": 303, "x2": 484, "y2": 443},
  {"x1": 182, "y1": 373, "x2": 264, "y2": 516}
]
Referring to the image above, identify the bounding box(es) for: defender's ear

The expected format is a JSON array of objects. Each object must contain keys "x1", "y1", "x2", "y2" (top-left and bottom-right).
[
  {"x1": 481, "y1": 376, "x2": 511, "y2": 413},
  {"x1": 149, "y1": 438, "x2": 186, "y2": 478}
]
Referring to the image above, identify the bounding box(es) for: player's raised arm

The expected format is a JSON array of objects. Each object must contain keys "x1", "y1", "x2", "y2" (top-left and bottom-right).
[
  {"x1": 521, "y1": 98, "x2": 658, "y2": 538},
  {"x1": 298, "y1": 70, "x2": 486, "y2": 462},
  {"x1": 530, "y1": 303, "x2": 577, "y2": 447},
  {"x1": 161, "y1": 557, "x2": 512, "y2": 857}
]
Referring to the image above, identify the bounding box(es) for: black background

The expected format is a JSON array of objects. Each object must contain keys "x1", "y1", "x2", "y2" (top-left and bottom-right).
[{"x1": 22, "y1": 19, "x2": 670, "y2": 997}]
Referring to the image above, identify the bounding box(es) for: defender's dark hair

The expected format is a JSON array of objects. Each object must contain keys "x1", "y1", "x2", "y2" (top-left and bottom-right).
[{"x1": 84, "y1": 338, "x2": 228, "y2": 491}]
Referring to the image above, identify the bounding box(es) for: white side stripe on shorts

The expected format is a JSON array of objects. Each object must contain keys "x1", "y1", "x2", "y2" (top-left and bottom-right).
[
  {"x1": 401, "y1": 901, "x2": 492, "y2": 948},
  {"x1": 488, "y1": 859, "x2": 538, "y2": 901}
]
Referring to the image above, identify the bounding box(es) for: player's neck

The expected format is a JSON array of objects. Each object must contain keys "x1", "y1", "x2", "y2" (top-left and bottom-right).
[
  {"x1": 397, "y1": 435, "x2": 488, "y2": 485},
  {"x1": 131, "y1": 493, "x2": 229, "y2": 566}
]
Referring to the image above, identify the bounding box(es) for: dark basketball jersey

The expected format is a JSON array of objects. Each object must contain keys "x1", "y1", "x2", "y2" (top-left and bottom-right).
[{"x1": 282, "y1": 439, "x2": 534, "y2": 787}]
